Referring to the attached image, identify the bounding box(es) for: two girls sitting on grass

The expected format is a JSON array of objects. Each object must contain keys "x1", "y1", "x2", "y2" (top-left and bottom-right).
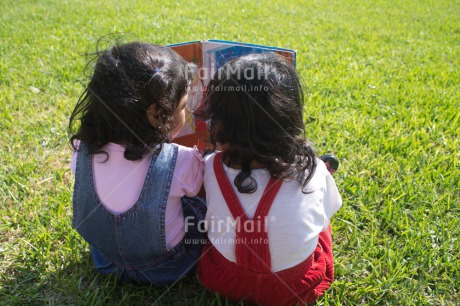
[{"x1": 69, "y1": 42, "x2": 341, "y2": 305}]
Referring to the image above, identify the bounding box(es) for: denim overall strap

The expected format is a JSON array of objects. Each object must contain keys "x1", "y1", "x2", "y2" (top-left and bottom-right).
[
  {"x1": 72, "y1": 142, "x2": 178, "y2": 270},
  {"x1": 213, "y1": 153, "x2": 283, "y2": 273}
]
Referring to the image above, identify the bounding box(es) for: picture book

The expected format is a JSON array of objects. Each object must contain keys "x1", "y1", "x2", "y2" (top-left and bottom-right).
[{"x1": 168, "y1": 40, "x2": 296, "y2": 149}]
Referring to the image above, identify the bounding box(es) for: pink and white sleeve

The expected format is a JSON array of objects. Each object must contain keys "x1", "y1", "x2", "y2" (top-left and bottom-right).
[{"x1": 169, "y1": 145, "x2": 205, "y2": 197}]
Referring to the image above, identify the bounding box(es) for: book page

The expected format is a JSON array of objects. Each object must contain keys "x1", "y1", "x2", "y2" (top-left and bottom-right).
[
  {"x1": 203, "y1": 40, "x2": 296, "y2": 75},
  {"x1": 168, "y1": 41, "x2": 208, "y2": 148}
]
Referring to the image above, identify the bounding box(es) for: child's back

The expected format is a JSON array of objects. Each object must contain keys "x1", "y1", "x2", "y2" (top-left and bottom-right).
[
  {"x1": 69, "y1": 42, "x2": 206, "y2": 285},
  {"x1": 196, "y1": 53, "x2": 342, "y2": 305},
  {"x1": 71, "y1": 142, "x2": 203, "y2": 249}
]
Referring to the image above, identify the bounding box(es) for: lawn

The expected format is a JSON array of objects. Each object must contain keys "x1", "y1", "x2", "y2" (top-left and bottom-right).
[{"x1": 1, "y1": 0, "x2": 459, "y2": 305}]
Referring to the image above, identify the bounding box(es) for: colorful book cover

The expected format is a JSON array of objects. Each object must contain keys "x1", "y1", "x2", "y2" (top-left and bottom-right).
[{"x1": 168, "y1": 40, "x2": 296, "y2": 149}]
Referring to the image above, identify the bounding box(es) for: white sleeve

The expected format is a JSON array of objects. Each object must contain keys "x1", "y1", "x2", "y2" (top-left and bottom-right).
[{"x1": 321, "y1": 163, "x2": 342, "y2": 230}]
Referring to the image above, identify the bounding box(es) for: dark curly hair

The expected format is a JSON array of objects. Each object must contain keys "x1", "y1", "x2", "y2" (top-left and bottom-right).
[
  {"x1": 198, "y1": 53, "x2": 317, "y2": 193},
  {"x1": 69, "y1": 42, "x2": 189, "y2": 160}
]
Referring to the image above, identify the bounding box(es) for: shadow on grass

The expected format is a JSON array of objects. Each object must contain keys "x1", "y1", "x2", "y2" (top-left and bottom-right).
[{"x1": 0, "y1": 250, "x2": 231, "y2": 305}]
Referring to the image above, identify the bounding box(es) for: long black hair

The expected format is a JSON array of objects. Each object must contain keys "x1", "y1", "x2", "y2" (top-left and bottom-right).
[
  {"x1": 69, "y1": 42, "x2": 189, "y2": 160},
  {"x1": 198, "y1": 53, "x2": 317, "y2": 193}
]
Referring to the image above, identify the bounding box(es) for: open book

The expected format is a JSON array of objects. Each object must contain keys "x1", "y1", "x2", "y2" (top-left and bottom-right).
[{"x1": 168, "y1": 40, "x2": 296, "y2": 149}]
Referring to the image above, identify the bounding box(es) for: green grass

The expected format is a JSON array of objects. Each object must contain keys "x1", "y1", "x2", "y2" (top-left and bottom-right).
[{"x1": 1, "y1": 0, "x2": 459, "y2": 304}]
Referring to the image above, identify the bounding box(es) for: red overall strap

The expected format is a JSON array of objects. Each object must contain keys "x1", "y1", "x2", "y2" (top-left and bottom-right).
[
  {"x1": 253, "y1": 177, "x2": 283, "y2": 219},
  {"x1": 213, "y1": 153, "x2": 248, "y2": 220},
  {"x1": 213, "y1": 153, "x2": 283, "y2": 272}
]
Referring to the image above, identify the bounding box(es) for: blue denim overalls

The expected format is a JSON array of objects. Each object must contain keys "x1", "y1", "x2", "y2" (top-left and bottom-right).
[{"x1": 72, "y1": 142, "x2": 206, "y2": 285}]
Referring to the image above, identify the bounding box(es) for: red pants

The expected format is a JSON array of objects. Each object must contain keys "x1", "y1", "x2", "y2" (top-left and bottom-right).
[{"x1": 198, "y1": 227, "x2": 334, "y2": 306}]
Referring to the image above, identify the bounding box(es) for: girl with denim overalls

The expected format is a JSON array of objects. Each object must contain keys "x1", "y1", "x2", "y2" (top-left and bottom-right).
[
  {"x1": 196, "y1": 53, "x2": 342, "y2": 305},
  {"x1": 69, "y1": 42, "x2": 206, "y2": 285}
]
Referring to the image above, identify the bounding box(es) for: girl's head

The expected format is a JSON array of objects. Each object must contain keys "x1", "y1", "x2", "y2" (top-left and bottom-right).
[
  {"x1": 200, "y1": 53, "x2": 317, "y2": 193},
  {"x1": 69, "y1": 42, "x2": 189, "y2": 160}
]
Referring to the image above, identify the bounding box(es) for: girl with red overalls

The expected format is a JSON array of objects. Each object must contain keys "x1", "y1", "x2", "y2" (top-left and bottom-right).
[{"x1": 196, "y1": 53, "x2": 342, "y2": 305}]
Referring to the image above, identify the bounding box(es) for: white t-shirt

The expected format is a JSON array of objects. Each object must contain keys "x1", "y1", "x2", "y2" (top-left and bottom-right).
[{"x1": 203, "y1": 153, "x2": 342, "y2": 272}]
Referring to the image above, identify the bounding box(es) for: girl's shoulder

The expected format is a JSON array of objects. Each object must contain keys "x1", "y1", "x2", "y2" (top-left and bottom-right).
[
  {"x1": 203, "y1": 152, "x2": 240, "y2": 176},
  {"x1": 170, "y1": 144, "x2": 205, "y2": 198},
  {"x1": 203, "y1": 151, "x2": 219, "y2": 169},
  {"x1": 175, "y1": 144, "x2": 205, "y2": 167},
  {"x1": 203, "y1": 151, "x2": 217, "y2": 163},
  {"x1": 298, "y1": 157, "x2": 338, "y2": 191},
  {"x1": 310, "y1": 157, "x2": 343, "y2": 215},
  {"x1": 202, "y1": 153, "x2": 338, "y2": 193},
  {"x1": 314, "y1": 157, "x2": 331, "y2": 178}
]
